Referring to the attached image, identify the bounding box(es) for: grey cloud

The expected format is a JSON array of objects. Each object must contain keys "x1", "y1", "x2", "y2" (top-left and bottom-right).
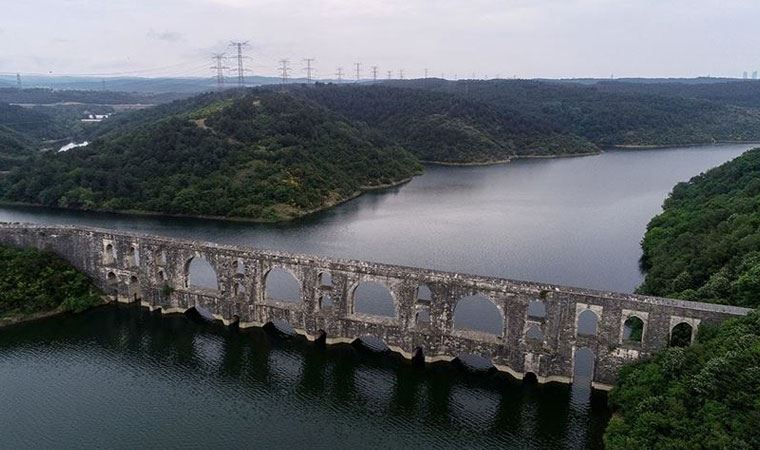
[{"x1": 147, "y1": 30, "x2": 184, "y2": 43}]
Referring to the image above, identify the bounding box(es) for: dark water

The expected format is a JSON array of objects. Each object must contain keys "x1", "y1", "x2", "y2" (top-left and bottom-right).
[
  {"x1": 0, "y1": 305, "x2": 610, "y2": 449},
  {"x1": 0, "y1": 144, "x2": 754, "y2": 448}
]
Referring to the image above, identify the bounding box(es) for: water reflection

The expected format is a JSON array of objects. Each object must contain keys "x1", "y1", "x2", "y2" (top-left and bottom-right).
[{"x1": 0, "y1": 305, "x2": 610, "y2": 449}]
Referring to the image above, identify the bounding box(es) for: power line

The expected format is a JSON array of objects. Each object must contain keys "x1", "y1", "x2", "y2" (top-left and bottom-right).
[
  {"x1": 229, "y1": 41, "x2": 249, "y2": 87},
  {"x1": 303, "y1": 58, "x2": 315, "y2": 83},
  {"x1": 211, "y1": 53, "x2": 229, "y2": 90}
]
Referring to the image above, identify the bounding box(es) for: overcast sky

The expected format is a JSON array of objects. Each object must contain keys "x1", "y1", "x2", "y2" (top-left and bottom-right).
[{"x1": 1, "y1": 0, "x2": 758, "y2": 79}]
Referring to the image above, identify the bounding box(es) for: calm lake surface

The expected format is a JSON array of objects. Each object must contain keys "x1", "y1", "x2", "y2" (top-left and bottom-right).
[{"x1": 0, "y1": 143, "x2": 754, "y2": 448}]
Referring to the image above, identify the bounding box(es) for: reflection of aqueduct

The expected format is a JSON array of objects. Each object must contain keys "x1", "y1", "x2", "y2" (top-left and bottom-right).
[{"x1": 0, "y1": 224, "x2": 751, "y2": 389}]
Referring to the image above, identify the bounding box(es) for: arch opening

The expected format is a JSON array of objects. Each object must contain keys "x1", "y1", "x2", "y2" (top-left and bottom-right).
[
  {"x1": 416, "y1": 306, "x2": 431, "y2": 326},
  {"x1": 319, "y1": 272, "x2": 332, "y2": 287},
  {"x1": 577, "y1": 309, "x2": 598, "y2": 336},
  {"x1": 670, "y1": 322, "x2": 693, "y2": 347},
  {"x1": 416, "y1": 284, "x2": 431, "y2": 301},
  {"x1": 319, "y1": 294, "x2": 333, "y2": 309},
  {"x1": 107, "y1": 271, "x2": 116, "y2": 282},
  {"x1": 526, "y1": 324, "x2": 544, "y2": 342},
  {"x1": 572, "y1": 347, "x2": 595, "y2": 390},
  {"x1": 187, "y1": 256, "x2": 219, "y2": 291},
  {"x1": 453, "y1": 294, "x2": 503, "y2": 336},
  {"x1": 353, "y1": 281, "x2": 395, "y2": 317},
  {"x1": 233, "y1": 281, "x2": 246, "y2": 297},
  {"x1": 156, "y1": 250, "x2": 167, "y2": 266},
  {"x1": 127, "y1": 246, "x2": 139, "y2": 267},
  {"x1": 103, "y1": 243, "x2": 116, "y2": 265},
  {"x1": 265, "y1": 268, "x2": 301, "y2": 303},
  {"x1": 623, "y1": 316, "x2": 644, "y2": 342},
  {"x1": 527, "y1": 299, "x2": 546, "y2": 319},
  {"x1": 234, "y1": 258, "x2": 245, "y2": 275},
  {"x1": 523, "y1": 372, "x2": 538, "y2": 384},
  {"x1": 157, "y1": 269, "x2": 166, "y2": 282}
]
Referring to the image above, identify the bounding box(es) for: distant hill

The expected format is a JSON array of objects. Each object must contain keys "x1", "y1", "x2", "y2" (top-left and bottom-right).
[
  {"x1": 389, "y1": 79, "x2": 760, "y2": 147},
  {"x1": 290, "y1": 84, "x2": 596, "y2": 163},
  {"x1": 0, "y1": 91, "x2": 421, "y2": 221}
]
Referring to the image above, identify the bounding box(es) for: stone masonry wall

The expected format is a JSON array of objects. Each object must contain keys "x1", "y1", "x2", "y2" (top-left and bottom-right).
[{"x1": 0, "y1": 223, "x2": 751, "y2": 389}]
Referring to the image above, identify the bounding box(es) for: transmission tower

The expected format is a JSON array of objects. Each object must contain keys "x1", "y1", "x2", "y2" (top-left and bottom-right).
[
  {"x1": 303, "y1": 58, "x2": 315, "y2": 82},
  {"x1": 16, "y1": 73, "x2": 21, "y2": 89},
  {"x1": 371, "y1": 66, "x2": 378, "y2": 82},
  {"x1": 279, "y1": 59, "x2": 291, "y2": 84},
  {"x1": 211, "y1": 53, "x2": 229, "y2": 90},
  {"x1": 398, "y1": 69, "x2": 404, "y2": 80},
  {"x1": 424, "y1": 68, "x2": 428, "y2": 79},
  {"x1": 387, "y1": 70, "x2": 392, "y2": 80},
  {"x1": 229, "y1": 41, "x2": 249, "y2": 87},
  {"x1": 335, "y1": 67, "x2": 344, "y2": 82},
  {"x1": 354, "y1": 62, "x2": 361, "y2": 82}
]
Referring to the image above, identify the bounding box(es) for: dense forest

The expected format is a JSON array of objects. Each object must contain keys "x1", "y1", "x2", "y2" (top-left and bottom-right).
[
  {"x1": 638, "y1": 148, "x2": 760, "y2": 307},
  {"x1": 593, "y1": 79, "x2": 760, "y2": 109},
  {"x1": 604, "y1": 310, "x2": 760, "y2": 449},
  {"x1": 0, "y1": 91, "x2": 421, "y2": 221},
  {"x1": 393, "y1": 79, "x2": 760, "y2": 146},
  {"x1": 290, "y1": 84, "x2": 595, "y2": 162},
  {"x1": 0, "y1": 245, "x2": 102, "y2": 323},
  {"x1": 604, "y1": 148, "x2": 760, "y2": 447},
  {"x1": 0, "y1": 87, "x2": 183, "y2": 105}
]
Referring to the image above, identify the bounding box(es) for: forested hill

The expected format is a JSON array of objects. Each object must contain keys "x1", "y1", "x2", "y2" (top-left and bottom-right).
[
  {"x1": 289, "y1": 84, "x2": 596, "y2": 163},
  {"x1": 391, "y1": 79, "x2": 760, "y2": 147},
  {"x1": 0, "y1": 91, "x2": 421, "y2": 221},
  {"x1": 638, "y1": 147, "x2": 760, "y2": 308}
]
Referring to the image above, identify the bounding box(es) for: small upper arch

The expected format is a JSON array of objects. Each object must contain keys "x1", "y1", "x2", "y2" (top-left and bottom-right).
[{"x1": 453, "y1": 293, "x2": 504, "y2": 336}]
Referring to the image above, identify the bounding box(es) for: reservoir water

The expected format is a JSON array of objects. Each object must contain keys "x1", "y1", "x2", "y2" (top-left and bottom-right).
[{"x1": 0, "y1": 144, "x2": 754, "y2": 448}]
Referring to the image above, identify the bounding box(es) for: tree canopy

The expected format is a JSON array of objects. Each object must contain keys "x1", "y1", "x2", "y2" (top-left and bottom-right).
[{"x1": 638, "y1": 147, "x2": 760, "y2": 308}]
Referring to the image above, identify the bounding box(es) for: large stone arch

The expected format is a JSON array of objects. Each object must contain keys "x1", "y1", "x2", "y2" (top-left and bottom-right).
[
  {"x1": 264, "y1": 266, "x2": 302, "y2": 303},
  {"x1": 185, "y1": 253, "x2": 219, "y2": 291},
  {"x1": 351, "y1": 279, "x2": 397, "y2": 318},
  {"x1": 452, "y1": 293, "x2": 504, "y2": 337}
]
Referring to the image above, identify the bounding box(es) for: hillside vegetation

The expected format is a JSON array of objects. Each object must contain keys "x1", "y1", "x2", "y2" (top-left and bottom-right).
[
  {"x1": 1, "y1": 91, "x2": 421, "y2": 221},
  {"x1": 638, "y1": 148, "x2": 760, "y2": 308},
  {"x1": 0, "y1": 245, "x2": 102, "y2": 324},
  {"x1": 604, "y1": 310, "x2": 760, "y2": 449},
  {"x1": 395, "y1": 79, "x2": 760, "y2": 147},
  {"x1": 292, "y1": 84, "x2": 596, "y2": 163}
]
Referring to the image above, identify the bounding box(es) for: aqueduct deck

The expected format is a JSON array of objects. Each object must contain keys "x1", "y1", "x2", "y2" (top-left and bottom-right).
[{"x1": 0, "y1": 223, "x2": 750, "y2": 389}]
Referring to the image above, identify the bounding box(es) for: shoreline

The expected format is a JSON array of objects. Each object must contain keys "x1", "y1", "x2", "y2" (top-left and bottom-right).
[
  {"x1": 0, "y1": 308, "x2": 66, "y2": 329},
  {"x1": 610, "y1": 141, "x2": 760, "y2": 150},
  {"x1": 0, "y1": 175, "x2": 417, "y2": 225},
  {"x1": 422, "y1": 150, "x2": 602, "y2": 167}
]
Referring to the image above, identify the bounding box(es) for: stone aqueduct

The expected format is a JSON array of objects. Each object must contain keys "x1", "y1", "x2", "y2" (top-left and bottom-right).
[{"x1": 0, "y1": 223, "x2": 751, "y2": 389}]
